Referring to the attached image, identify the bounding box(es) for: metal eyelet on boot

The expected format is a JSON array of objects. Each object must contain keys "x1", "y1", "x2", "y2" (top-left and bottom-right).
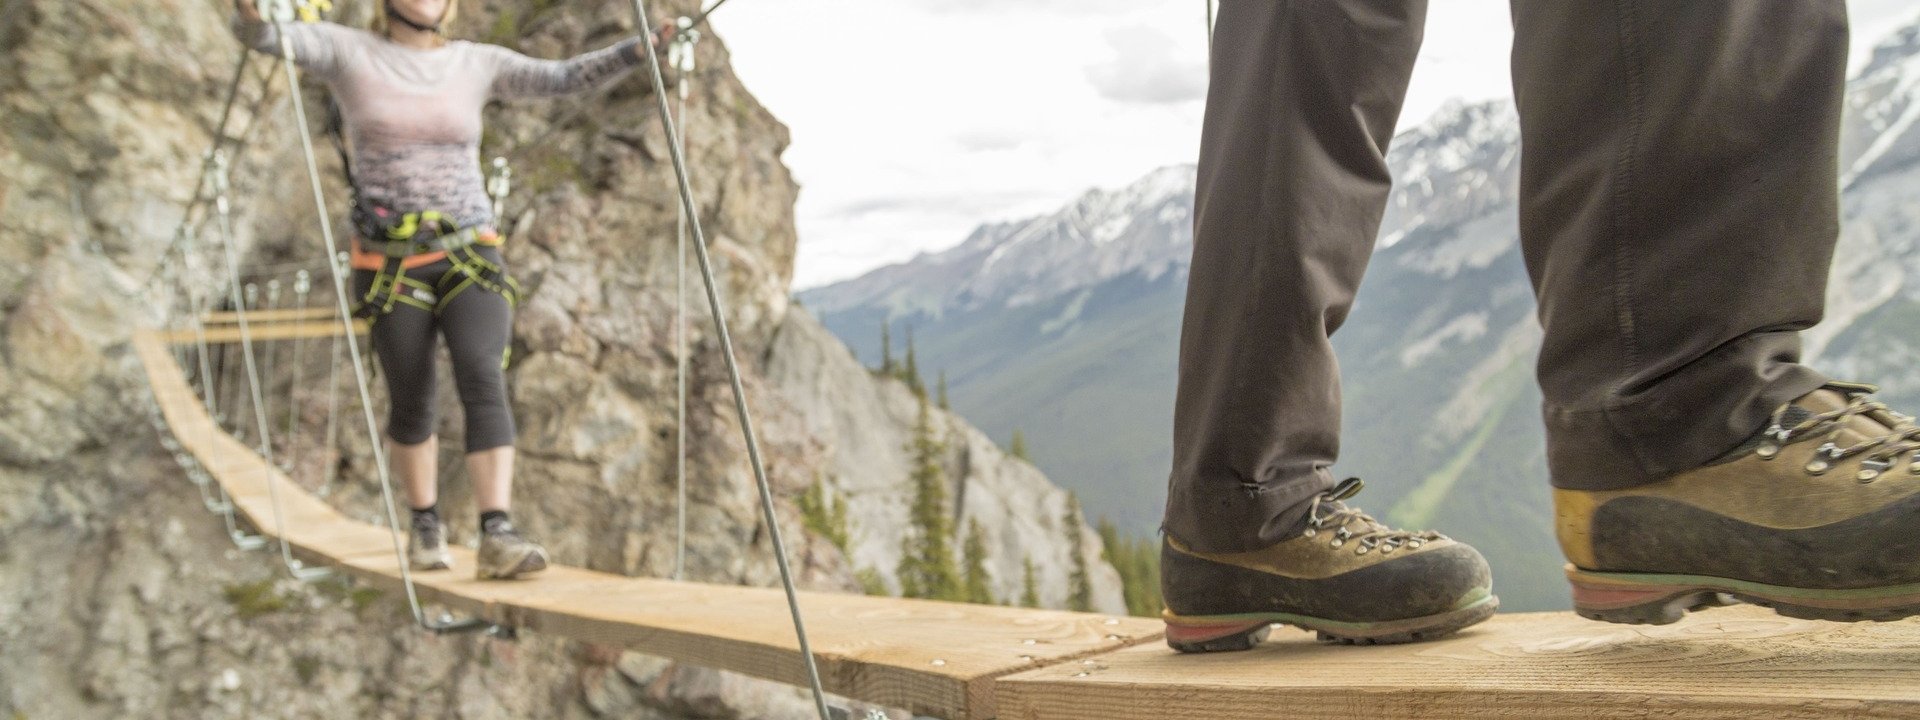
[
  {"x1": 1806, "y1": 443, "x2": 1841, "y2": 475},
  {"x1": 1858, "y1": 458, "x2": 1891, "y2": 483},
  {"x1": 1330, "y1": 538, "x2": 1344, "y2": 548},
  {"x1": 1756, "y1": 443, "x2": 1780, "y2": 460}
]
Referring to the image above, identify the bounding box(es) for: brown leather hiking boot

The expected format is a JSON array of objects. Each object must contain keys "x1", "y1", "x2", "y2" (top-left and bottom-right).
[
  {"x1": 1559, "y1": 382, "x2": 1920, "y2": 624},
  {"x1": 1160, "y1": 478, "x2": 1497, "y2": 651}
]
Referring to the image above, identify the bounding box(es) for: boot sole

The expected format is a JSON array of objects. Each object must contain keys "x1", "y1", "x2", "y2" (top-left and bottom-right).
[
  {"x1": 1567, "y1": 565, "x2": 1920, "y2": 624},
  {"x1": 477, "y1": 548, "x2": 549, "y2": 580},
  {"x1": 1162, "y1": 592, "x2": 1499, "y2": 652}
]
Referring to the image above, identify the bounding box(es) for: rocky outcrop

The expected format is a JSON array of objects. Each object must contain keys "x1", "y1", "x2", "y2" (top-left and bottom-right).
[{"x1": 0, "y1": 0, "x2": 1125, "y2": 718}]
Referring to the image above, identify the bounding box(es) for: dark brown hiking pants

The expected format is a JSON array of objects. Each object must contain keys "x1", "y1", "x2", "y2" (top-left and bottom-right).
[{"x1": 1166, "y1": 0, "x2": 1848, "y2": 553}]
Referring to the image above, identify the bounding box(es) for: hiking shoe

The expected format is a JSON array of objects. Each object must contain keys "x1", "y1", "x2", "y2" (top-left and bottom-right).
[
  {"x1": 1559, "y1": 382, "x2": 1920, "y2": 625},
  {"x1": 476, "y1": 520, "x2": 549, "y2": 580},
  {"x1": 1160, "y1": 478, "x2": 1497, "y2": 651},
  {"x1": 410, "y1": 514, "x2": 453, "y2": 571}
]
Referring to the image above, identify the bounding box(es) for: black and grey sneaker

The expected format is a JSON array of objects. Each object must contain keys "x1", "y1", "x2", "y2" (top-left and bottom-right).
[
  {"x1": 1160, "y1": 478, "x2": 1497, "y2": 651},
  {"x1": 409, "y1": 513, "x2": 453, "y2": 571},
  {"x1": 476, "y1": 518, "x2": 549, "y2": 580}
]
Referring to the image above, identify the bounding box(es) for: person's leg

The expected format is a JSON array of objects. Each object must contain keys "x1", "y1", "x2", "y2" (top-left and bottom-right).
[
  {"x1": 353, "y1": 269, "x2": 442, "y2": 509},
  {"x1": 354, "y1": 265, "x2": 453, "y2": 570},
  {"x1": 436, "y1": 246, "x2": 545, "y2": 579},
  {"x1": 1165, "y1": 0, "x2": 1426, "y2": 554},
  {"x1": 1159, "y1": 0, "x2": 1495, "y2": 652},
  {"x1": 1513, "y1": 0, "x2": 1841, "y2": 490},
  {"x1": 1521, "y1": 2, "x2": 1920, "y2": 624},
  {"x1": 436, "y1": 248, "x2": 517, "y2": 509}
]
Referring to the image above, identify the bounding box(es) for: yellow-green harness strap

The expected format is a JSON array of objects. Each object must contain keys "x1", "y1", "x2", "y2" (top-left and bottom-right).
[
  {"x1": 434, "y1": 244, "x2": 522, "y2": 314},
  {"x1": 353, "y1": 255, "x2": 437, "y2": 323}
]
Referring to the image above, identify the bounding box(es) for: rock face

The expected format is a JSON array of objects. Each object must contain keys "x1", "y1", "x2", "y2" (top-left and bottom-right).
[{"x1": 0, "y1": 1, "x2": 1125, "y2": 718}]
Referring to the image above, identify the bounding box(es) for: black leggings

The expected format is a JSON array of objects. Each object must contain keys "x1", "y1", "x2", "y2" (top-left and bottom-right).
[{"x1": 352, "y1": 245, "x2": 515, "y2": 452}]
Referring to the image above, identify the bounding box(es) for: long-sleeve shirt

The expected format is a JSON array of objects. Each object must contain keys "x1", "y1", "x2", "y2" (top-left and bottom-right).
[{"x1": 232, "y1": 17, "x2": 643, "y2": 232}]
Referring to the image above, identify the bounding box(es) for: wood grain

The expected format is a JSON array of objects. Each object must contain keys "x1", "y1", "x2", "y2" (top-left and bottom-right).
[
  {"x1": 202, "y1": 306, "x2": 339, "y2": 324},
  {"x1": 997, "y1": 606, "x2": 1920, "y2": 719},
  {"x1": 158, "y1": 319, "x2": 366, "y2": 344},
  {"x1": 135, "y1": 329, "x2": 1161, "y2": 719}
]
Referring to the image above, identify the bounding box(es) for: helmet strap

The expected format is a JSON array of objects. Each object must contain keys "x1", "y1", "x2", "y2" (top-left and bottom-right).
[{"x1": 386, "y1": 3, "x2": 443, "y2": 34}]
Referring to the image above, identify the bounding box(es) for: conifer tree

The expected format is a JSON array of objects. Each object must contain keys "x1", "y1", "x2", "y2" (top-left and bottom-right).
[
  {"x1": 1019, "y1": 555, "x2": 1040, "y2": 608},
  {"x1": 1064, "y1": 494, "x2": 1093, "y2": 612},
  {"x1": 880, "y1": 321, "x2": 895, "y2": 375},
  {"x1": 1097, "y1": 519, "x2": 1163, "y2": 617},
  {"x1": 1009, "y1": 428, "x2": 1030, "y2": 461},
  {"x1": 962, "y1": 519, "x2": 994, "y2": 604},
  {"x1": 937, "y1": 370, "x2": 951, "y2": 411},
  {"x1": 896, "y1": 394, "x2": 961, "y2": 600},
  {"x1": 798, "y1": 478, "x2": 852, "y2": 552},
  {"x1": 902, "y1": 326, "x2": 924, "y2": 396}
]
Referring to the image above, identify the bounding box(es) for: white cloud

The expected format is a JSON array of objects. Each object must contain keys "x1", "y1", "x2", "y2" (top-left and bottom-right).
[{"x1": 1085, "y1": 26, "x2": 1207, "y2": 105}]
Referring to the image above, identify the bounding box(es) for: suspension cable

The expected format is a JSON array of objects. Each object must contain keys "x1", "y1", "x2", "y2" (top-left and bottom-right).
[
  {"x1": 205, "y1": 152, "x2": 273, "y2": 551},
  {"x1": 668, "y1": 16, "x2": 701, "y2": 583},
  {"x1": 266, "y1": 6, "x2": 493, "y2": 633},
  {"x1": 213, "y1": 148, "x2": 331, "y2": 581},
  {"x1": 283, "y1": 270, "x2": 313, "y2": 470},
  {"x1": 629, "y1": 3, "x2": 830, "y2": 717},
  {"x1": 150, "y1": 50, "x2": 288, "y2": 289}
]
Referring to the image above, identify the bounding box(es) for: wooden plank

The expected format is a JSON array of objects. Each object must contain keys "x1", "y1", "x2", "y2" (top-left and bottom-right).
[
  {"x1": 203, "y1": 306, "x2": 339, "y2": 324},
  {"x1": 158, "y1": 319, "x2": 366, "y2": 345},
  {"x1": 996, "y1": 606, "x2": 1920, "y2": 719},
  {"x1": 133, "y1": 329, "x2": 1163, "y2": 719}
]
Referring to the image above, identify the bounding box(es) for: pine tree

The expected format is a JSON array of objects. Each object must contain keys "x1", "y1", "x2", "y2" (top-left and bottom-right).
[
  {"x1": 1064, "y1": 494, "x2": 1093, "y2": 612},
  {"x1": 880, "y1": 320, "x2": 895, "y2": 375},
  {"x1": 1019, "y1": 555, "x2": 1040, "y2": 608},
  {"x1": 937, "y1": 370, "x2": 950, "y2": 411},
  {"x1": 798, "y1": 478, "x2": 852, "y2": 552},
  {"x1": 1097, "y1": 519, "x2": 1163, "y2": 618},
  {"x1": 962, "y1": 519, "x2": 994, "y2": 605},
  {"x1": 896, "y1": 394, "x2": 961, "y2": 600},
  {"x1": 902, "y1": 326, "x2": 924, "y2": 396},
  {"x1": 1009, "y1": 428, "x2": 1030, "y2": 461}
]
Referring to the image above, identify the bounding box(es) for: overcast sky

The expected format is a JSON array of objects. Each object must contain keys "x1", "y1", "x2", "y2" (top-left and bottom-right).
[{"x1": 715, "y1": 1, "x2": 1920, "y2": 291}]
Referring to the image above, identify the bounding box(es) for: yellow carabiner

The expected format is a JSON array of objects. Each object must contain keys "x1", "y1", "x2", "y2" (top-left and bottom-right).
[
  {"x1": 297, "y1": 0, "x2": 332, "y2": 22},
  {"x1": 386, "y1": 212, "x2": 421, "y2": 240}
]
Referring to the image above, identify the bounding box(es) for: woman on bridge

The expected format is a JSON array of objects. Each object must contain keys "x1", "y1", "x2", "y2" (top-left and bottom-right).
[{"x1": 231, "y1": 0, "x2": 669, "y2": 579}]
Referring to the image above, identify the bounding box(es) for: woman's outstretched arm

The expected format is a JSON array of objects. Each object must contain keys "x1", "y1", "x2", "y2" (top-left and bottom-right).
[
  {"x1": 485, "y1": 39, "x2": 656, "y2": 99},
  {"x1": 229, "y1": 0, "x2": 351, "y2": 80}
]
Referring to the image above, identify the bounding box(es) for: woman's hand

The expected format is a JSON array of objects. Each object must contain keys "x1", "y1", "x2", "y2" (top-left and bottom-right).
[{"x1": 235, "y1": 0, "x2": 262, "y2": 22}]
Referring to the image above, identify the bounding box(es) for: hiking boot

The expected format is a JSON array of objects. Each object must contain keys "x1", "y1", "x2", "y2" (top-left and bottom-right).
[
  {"x1": 410, "y1": 514, "x2": 453, "y2": 571},
  {"x1": 1160, "y1": 478, "x2": 1497, "y2": 651},
  {"x1": 1558, "y1": 382, "x2": 1920, "y2": 625},
  {"x1": 476, "y1": 520, "x2": 549, "y2": 580}
]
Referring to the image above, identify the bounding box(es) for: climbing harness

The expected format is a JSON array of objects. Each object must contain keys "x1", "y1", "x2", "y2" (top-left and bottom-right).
[
  {"x1": 627, "y1": 3, "x2": 833, "y2": 718},
  {"x1": 349, "y1": 210, "x2": 522, "y2": 322}
]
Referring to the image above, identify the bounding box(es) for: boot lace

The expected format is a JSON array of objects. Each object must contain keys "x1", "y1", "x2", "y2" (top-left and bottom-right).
[
  {"x1": 1302, "y1": 477, "x2": 1444, "y2": 556},
  {"x1": 1755, "y1": 382, "x2": 1920, "y2": 483}
]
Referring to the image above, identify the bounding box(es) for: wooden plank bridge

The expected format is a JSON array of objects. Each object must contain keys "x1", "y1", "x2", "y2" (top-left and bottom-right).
[{"x1": 135, "y1": 320, "x2": 1920, "y2": 719}]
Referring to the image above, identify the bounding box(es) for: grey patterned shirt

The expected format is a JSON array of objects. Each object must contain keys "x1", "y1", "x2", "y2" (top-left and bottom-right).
[{"x1": 233, "y1": 18, "x2": 642, "y2": 231}]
